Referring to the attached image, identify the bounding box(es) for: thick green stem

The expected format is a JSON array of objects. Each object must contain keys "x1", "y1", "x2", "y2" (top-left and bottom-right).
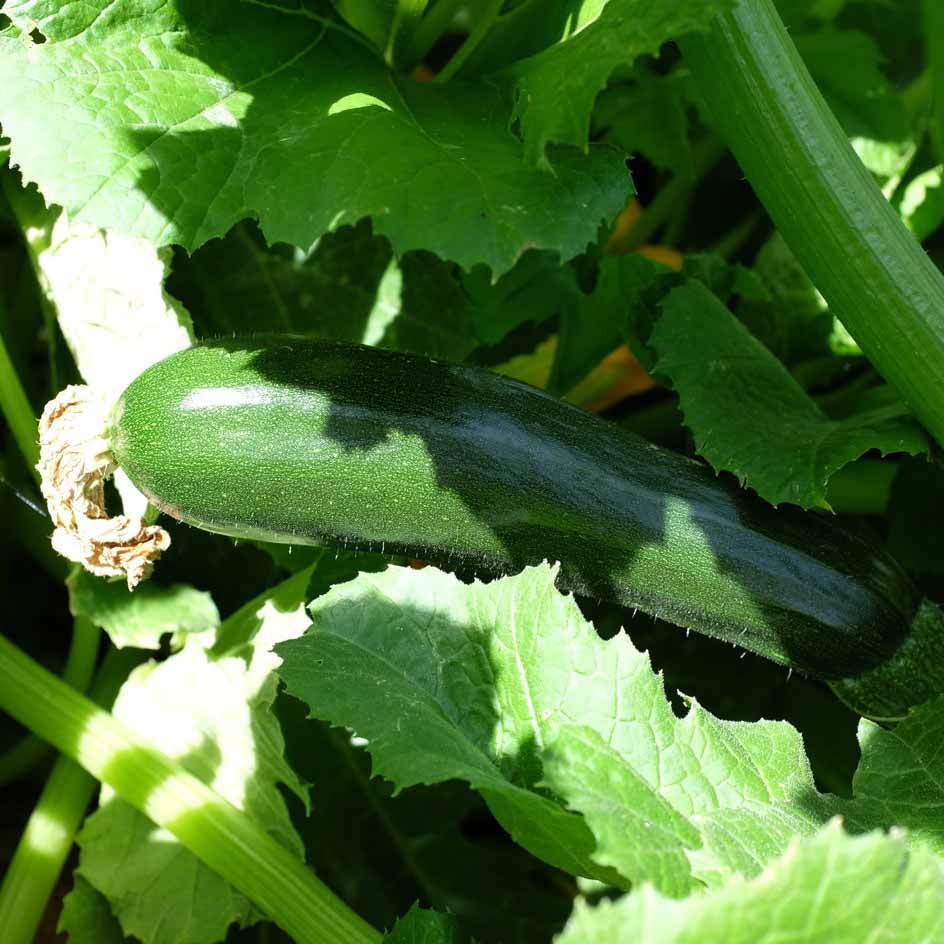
[
  {"x1": 0, "y1": 616, "x2": 100, "y2": 787},
  {"x1": 0, "y1": 646, "x2": 133, "y2": 944},
  {"x1": 681, "y1": 0, "x2": 944, "y2": 447},
  {"x1": 0, "y1": 633, "x2": 380, "y2": 944}
]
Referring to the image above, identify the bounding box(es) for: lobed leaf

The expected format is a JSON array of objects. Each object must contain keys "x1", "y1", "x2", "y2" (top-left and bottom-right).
[
  {"x1": 277, "y1": 563, "x2": 824, "y2": 893},
  {"x1": 68, "y1": 569, "x2": 219, "y2": 651},
  {"x1": 843, "y1": 693, "x2": 944, "y2": 855},
  {"x1": 898, "y1": 166, "x2": 944, "y2": 243},
  {"x1": 383, "y1": 904, "x2": 467, "y2": 944},
  {"x1": 556, "y1": 823, "x2": 944, "y2": 943},
  {"x1": 549, "y1": 253, "x2": 666, "y2": 396},
  {"x1": 278, "y1": 563, "x2": 944, "y2": 902},
  {"x1": 280, "y1": 715, "x2": 571, "y2": 942},
  {"x1": 77, "y1": 569, "x2": 312, "y2": 944},
  {"x1": 593, "y1": 71, "x2": 693, "y2": 178},
  {"x1": 0, "y1": 0, "x2": 629, "y2": 274},
  {"x1": 796, "y1": 28, "x2": 909, "y2": 144},
  {"x1": 57, "y1": 877, "x2": 125, "y2": 944},
  {"x1": 506, "y1": 0, "x2": 734, "y2": 168},
  {"x1": 650, "y1": 281, "x2": 929, "y2": 508}
]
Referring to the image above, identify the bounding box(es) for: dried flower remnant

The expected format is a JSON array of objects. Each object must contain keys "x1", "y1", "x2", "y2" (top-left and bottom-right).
[{"x1": 37, "y1": 385, "x2": 169, "y2": 588}]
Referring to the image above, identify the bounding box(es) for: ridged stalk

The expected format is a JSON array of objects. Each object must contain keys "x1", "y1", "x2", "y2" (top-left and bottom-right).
[
  {"x1": 0, "y1": 616, "x2": 100, "y2": 786},
  {"x1": 0, "y1": 647, "x2": 132, "y2": 944},
  {"x1": 680, "y1": 0, "x2": 944, "y2": 447},
  {"x1": 0, "y1": 633, "x2": 380, "y2": 944}
]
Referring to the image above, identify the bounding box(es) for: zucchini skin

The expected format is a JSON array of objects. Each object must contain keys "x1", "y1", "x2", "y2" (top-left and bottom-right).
[{"x1": 111, "y1": 338, "x2": 918, "y2": 678}]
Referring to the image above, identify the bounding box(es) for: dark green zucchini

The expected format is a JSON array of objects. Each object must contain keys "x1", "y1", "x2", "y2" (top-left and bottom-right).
[{"x1": 110, "y1": 337, "x2": 919, "y2": 678}]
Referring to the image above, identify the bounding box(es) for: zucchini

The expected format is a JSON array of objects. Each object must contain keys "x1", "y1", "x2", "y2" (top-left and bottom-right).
[{"x1": 110, "y1": 338, "x2": 918, "y2": 678}]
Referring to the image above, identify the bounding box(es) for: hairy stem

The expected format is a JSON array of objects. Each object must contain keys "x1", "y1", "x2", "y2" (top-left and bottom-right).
[
  {"x1": 0, "y1": 632, "x2": 381, "y2": 944},
  {"x1": 680, "y1": 0, "x2": 944, "y2": 447}
]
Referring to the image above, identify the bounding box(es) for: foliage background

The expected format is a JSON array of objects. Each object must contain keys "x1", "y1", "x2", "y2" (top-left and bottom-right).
[{"x1": 0, "y1": 0, "x2": 942, "y2": 942}]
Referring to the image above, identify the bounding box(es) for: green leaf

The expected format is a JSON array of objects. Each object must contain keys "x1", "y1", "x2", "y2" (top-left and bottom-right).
[
  {"x1": 620, "y1": 602, "x2": 863, "y2": 798},
  {"x1": 924, "y1": 0, "x2": 944, "y2": 166},
  {"x1": 843, "y1": 694, "x2": 944, "y2": 853},
  {"x1": 276, "y1": 563, "x2": 838, "y2": 895},
  {"x1": 898, "y1": 165, "x2": 944, "y2": 242},
  {"x1": 550, "y1": 253, "x2": 665, "y2": 396},
  {"x1": 737, "y1": 230, "x2": 863, "y2": 362},
  {"x1": 540, "y1": 726, "x2": 701, "y2": 896},
  {"x1": 594, "y1": 71, "x2": 693, "y2": 177},
  {"x1": 279, "y1": 564, "x2": 622, "y2": 886},
  {"x1": 506, "y1": 0, "x2": 733, "y2": 168},
  {"x1": 14, "y1": 206, "x2": 195, "y2": 407},
  {"x1": 381, "y1": 251, "x2": 473, "y2": 361},
  {"x1": 774, "y1": 0, "x2": 845, "y2": 28},
  {"x1": 829, "y1": 600, "x2": 944, "y2": 721},
  {"x1": 887, "y1": 457, "x2": 944, "y2": 577},
  {"x1": 0, "y1": 0, "x2": 628, "y2": 274},
  {"x1": 455, "y1": 0, "x2": 593, "y2": 78},
  {"x1": 384, "y1": 904, "x2": 467, "y2": 944},
  {"x1": 57, "y1": 876, "x2": 125, "y2": 944},
  {"x1": 679, "y1": 253, "x2": 768, "y2": 304},
  {"x1": 851, "y1": 136, "x2": 917, "y2": 183},
  {"x1": 462, "y1": 251, "x2": 578, "y2": 346},
  {"x1": 650, "y1": 280, "x2": 929, "y2": 508},
  {"x1": 279, "y1": 712, "x2": 571, "y2": 942},
  {"x1": 557, "y1": 823, "x2": 944, "y2": 944},
  {"x1": 77, "y1": 571, "x2": 312, "y2": 944},
  {"x1": 169, "y1": 220, "x2": 475, "y2": 360},
  {"x1": 737, "y1": 232, "x2": 834, "y2": 363},
  {"x1": 68, "y1": 570, "x2": 219, "y2": 650},
  {"x1": 795, "y1": 29, "x2": 908, "y2": 143},
  {"x1": 279, "y1": 563, "x2": 944, "y2": 896},
  {"x1": 168, "y1": 220, "x2": 393, "y2": 340}
]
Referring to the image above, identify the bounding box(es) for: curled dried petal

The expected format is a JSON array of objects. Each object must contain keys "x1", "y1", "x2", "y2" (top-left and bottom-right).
[{"x1": 37, "y1": 385, "x2": 169, "y2": 588}]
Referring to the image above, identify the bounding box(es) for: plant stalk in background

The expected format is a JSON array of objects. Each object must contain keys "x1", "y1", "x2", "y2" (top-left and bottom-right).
[
  {"x1": 681, "y1": 0, "x2": 944, "y2": 447},
  {"x1": 0, "y1": 633, "x2": 381, "y2": 944}
]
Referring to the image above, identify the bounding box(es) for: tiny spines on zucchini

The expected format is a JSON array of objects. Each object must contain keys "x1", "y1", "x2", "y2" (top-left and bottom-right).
[{"x1": 110, "y1": 337, "x2": 919, "y2": 679}]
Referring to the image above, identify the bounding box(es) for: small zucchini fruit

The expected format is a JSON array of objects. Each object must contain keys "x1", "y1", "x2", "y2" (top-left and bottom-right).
[{"x1": 110, "y1": 337, "x2": 919, "y2": 679}]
